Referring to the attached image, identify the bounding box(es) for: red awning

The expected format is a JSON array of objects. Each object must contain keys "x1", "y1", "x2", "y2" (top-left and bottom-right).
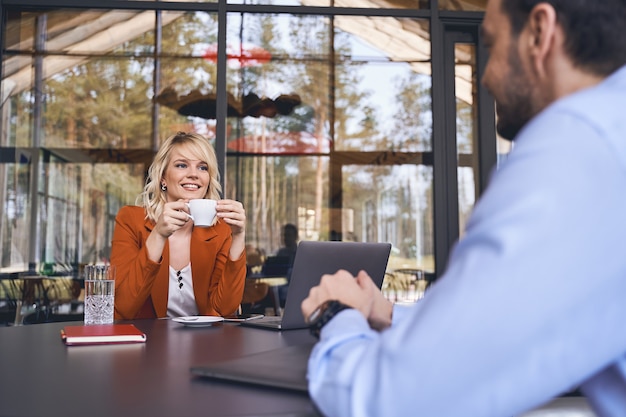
[
  {"x1": 227, "y1": 131, "x2": 330, "y2": 154},
  {"x1": 203, "y1": 43, "x2": 272, "y2": 67}
]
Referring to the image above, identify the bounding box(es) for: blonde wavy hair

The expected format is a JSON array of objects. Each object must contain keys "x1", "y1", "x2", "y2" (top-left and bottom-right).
[{"x1": 138, "y1": 132, "x2": 222, "y2": 223}]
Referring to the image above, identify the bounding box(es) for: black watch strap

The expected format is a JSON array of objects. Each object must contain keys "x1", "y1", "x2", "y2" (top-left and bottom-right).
[{"x1": 307, "y1": 300, "x2": 351, "y2": 339}]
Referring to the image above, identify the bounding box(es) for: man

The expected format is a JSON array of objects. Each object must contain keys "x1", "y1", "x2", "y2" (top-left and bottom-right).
[
  {"x1": 276, "y1": 223, "x2": 299, "y2": 267},
  {"x1": 276, "y1": 223, "x2": 299, "y2": 305},
  {"x1": 301, "y1": 1, "x2": 626, "y2": 416}
]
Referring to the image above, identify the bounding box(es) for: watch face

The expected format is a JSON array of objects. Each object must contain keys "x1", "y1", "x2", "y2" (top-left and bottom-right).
[
  {"x1": 307, "y1": 308, "x2": 322, "y2": 324},
  {"x1": 307, "y1": 300, "x2": 330, "y2": 324}
]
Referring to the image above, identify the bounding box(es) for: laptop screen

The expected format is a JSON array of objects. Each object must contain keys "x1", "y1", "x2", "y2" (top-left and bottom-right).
[{"x1": 244, "y1": 241, "x2": 391, "y2": 330}]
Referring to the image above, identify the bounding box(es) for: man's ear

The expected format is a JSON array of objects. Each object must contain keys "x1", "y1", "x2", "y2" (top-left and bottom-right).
[{"x1": 526, "y1": 3, "x2": 558, "y2": 78}]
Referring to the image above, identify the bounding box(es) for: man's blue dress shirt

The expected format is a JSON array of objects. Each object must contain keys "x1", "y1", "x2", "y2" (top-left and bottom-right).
[{"x1": 307, "y1": 66, "x2": 626, "y2": 417}]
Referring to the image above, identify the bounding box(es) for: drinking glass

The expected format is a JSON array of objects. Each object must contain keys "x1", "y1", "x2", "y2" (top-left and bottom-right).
[{"x1": 84, "y1": 265, "x2": 115, "y2": 325}]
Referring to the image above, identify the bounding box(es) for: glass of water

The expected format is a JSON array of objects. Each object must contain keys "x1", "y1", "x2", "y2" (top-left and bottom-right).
[{"x1": 84, "y1": 265, "x2": 115, "y2": 325}]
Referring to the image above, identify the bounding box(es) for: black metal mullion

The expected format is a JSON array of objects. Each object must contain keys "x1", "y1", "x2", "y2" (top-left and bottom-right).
[
  {"x1": 152, "y1": 10, "x2": 162, "y2": 151},
  {"x1": 430, "y1": 7, "x2": 457, "y2": 280},
  {"x1": 215, "y1": 0, "x2": 227, "y2": 197},
  {"x1": 475, "y1": 23, "x2": 496, "y2": 193}
]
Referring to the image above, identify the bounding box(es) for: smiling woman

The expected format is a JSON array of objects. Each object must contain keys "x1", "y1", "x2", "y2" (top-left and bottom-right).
[
  {"x1": 110, "y1": 132, "x2": 247, "y2": 320},
  {"x1": 142, "y1": 132, "x2": 222, "y2": 222}
]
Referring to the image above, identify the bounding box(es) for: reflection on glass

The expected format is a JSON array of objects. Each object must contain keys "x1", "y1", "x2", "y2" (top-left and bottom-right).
[
  {"x1": 230, "y1": 119, "x2": 330, "y2": 154},
  {"x1": 227, "y1": 13, "x2": 332, "y2": 156},
  {"x1": 2, "y1": 86, "x2": 32, "y2": 147},
  {"x1": 225, "y1": 15, "x2": 432, "y2": 153},
  {"x1": 0, "y1": 161, "x2": 30, "y2": 270},
  {"x1": 226, "y1": 155, "x2": 329, "y2": 258},
  {"x1": 439, "y1": 0, "x2": 485, "y2": 11},
  {"x1": 5, "y1": 10, "x2": 156, "y2": 56},
  {"x1": 342, "y1": 164, "x2": 433, "y2": 271},
  {"x1": 157, "y1": 56, "x2": 221, "y2": 140},
  {"x1": 0, "y1": 5, "x2": 494, "y2": 281},
  {"x1": 335, "y1": 16, "x2": 431, "y2": 62},
  {"x1": 228, "y1": 14, "x2": 330, "y2": 59},
  {"x1": 41, "y1": 57, "x2": 154, "y2": 149},
  {"x1": 455, "y1": 43, "x2": 477, "y2": 236},
  {"x1": 333, "y1": 16, "x2": 431, "y2": 151},
  {"x1": 42, "y1": 162, "x2": 143, "y2": 266},
  {"x1": 160, "y1": 12, "x2": 217, "y2": 56},
  {"x1": 337, "y1": 61, "x2": 432, "y2": 152},
  {"x1": 228, "y1": 0, "x2": 429, "y2": 9}
]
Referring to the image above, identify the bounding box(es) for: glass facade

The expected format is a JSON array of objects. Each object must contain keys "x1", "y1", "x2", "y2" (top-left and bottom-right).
[
  {"x1": 0, "y1": 0, "x2": 499, "y2": 298},
  {"x1": 439, "y1": 0, "x2": 486, "y2": 10}
]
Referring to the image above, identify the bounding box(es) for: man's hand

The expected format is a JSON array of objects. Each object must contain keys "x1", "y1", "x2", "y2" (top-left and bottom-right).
[
  {"x1": 356, "y1": 271, "x2": 393, "y2": 331},
  {"x1": 301, "y1": 269, "x2": 393, "y2": 331}
]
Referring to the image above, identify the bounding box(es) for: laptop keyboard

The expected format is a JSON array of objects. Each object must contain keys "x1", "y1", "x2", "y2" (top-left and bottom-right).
[{"x1": 263, "y1": 317, "x2": 282, "y2": 324}]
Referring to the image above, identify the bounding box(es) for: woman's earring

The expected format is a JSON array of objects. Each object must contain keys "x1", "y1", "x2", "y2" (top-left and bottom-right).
[{"x1": 161, "y1": 184, "x2": 167, "y2": 191}]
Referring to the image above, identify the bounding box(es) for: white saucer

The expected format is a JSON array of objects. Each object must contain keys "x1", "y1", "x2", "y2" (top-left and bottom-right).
[{"x1": 172, "y1": 316, "x2": 224, "y2": 327}]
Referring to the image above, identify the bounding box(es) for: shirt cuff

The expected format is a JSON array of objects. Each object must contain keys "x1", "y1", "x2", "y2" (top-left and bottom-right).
[
  {"x1": 390, "y1": 303, "x2": 415, "y2": 327},
  {"x1": 320, "y1": 308, "x2": 375, "y2": 341}
]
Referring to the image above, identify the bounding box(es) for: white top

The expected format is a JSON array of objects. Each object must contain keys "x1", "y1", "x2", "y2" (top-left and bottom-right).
[{"x1": 166, "y1": 263, "x2": 198, "y2": 318}]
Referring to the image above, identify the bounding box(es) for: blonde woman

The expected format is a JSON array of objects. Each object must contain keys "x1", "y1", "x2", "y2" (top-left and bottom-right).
[{"x1": 111, "y1": 132, "x2": 246, "y2": 319}]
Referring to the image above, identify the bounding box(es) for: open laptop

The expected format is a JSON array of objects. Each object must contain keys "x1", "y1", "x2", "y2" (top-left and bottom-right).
[{"x1": 241, "y1": 240, "x2": 392, "y2": 331}]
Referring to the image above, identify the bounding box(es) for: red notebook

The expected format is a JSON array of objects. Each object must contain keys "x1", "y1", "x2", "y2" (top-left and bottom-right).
[{"x1": 61, "y1": 324, "x2": 147, "y2": 346}]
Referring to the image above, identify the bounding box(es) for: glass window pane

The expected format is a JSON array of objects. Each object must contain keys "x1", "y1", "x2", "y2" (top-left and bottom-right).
[
  {"x1": 229, "y1": 0, "x2": 430, "y2": 9},
  {"x1": 455, "y1": 42, "x2": 477, "y2": 236},
  {"x1": 226, "y1": 14, "x2": 332, "y2": 152},
  {"x1": 0, "y1": 4, "x2": 496, "y2": 291},
  {"x1": 334, "y1": 61, "x2": 432, "y2": 152},
  {"x1": 229, "y1": 13, "x2": 329, "y2": 58},
  {"x1": 226, "y1": 15, "x2": 432, "y2": 154},
  {"x1": 439, "y1": 0, "x2": 485, "y2": 11},
  {"x1": 39, "y1": 161, "x2": 144, "y2": 267},
  {"x1": 229, "y1": 118, "x2": 330, "y2": 154},
  {"x1": 157, "y1": 56, "x2": 221, "y2": 139},
  {"x1": 2, "y1": 87, "x2": 33, "y2": 147},
  {"x1": 3, "y1": 9, "x2": 162, "y2": 150},
  {"x1": 335, "y1": 17, "x2": 431, "y2": 152},
  {"x1": 227, "y1": 155, "x2": 328, "y2": 257},
  {"x1": 42, "y1": 57, "x2": 154, "y2": 149},
  {"x1": 5, "y1": 10, "x2": 157, "y2": 56},
  {"x1": 0, "y1": 161, "x2": 30, "y2": 271},
  {"x1": 5, "y1": 10, "x2": 36, "y2": 52},
  {"x1": 160, "y1": 12, "x2": 218, "y2": 56},
  {"x1": 342, "y1": 164, "x2": 433, "y2": 271}
]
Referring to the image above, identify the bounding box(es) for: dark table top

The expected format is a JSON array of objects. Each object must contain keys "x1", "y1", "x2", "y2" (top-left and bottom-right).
[
  {"x1": 0, "y1": 319, "x2": 596, "y2": 417},
  {"x1": 0, "y1": 319, "x2": 321, "y2": 417}
]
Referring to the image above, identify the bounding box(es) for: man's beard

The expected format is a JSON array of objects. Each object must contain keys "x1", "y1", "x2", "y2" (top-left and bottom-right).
[{"x1": 495, "y1": 45, "x2": 536, "y2": 141}]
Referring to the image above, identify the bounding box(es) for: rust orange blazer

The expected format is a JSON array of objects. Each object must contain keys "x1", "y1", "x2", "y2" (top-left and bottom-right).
[{"x1": 110, "y1": 205, "x2": 246, "y2": 319}]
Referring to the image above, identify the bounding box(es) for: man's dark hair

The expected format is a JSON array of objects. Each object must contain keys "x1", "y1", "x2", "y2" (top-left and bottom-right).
[
  {"x1": 501, "y1": 0, "x2": 626, "y2": 76},
  {"x1": 283, "y1": 223, "x2": 298, "y2": 235}
]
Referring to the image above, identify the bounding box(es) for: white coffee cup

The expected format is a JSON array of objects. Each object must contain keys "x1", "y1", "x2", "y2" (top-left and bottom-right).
[{"x1": 187, "y1": 199, "x2": 217, "y2": 227}]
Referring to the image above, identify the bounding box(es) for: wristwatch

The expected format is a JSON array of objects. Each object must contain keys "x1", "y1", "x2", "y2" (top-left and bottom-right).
[{"x1": 307, "y1": 299, "x2": 351, "y2": 339}]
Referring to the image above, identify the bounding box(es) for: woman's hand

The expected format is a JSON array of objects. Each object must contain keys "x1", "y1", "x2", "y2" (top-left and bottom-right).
[
  {"x1": 217, "y1": 199, "x2": 246, "y2": 236},
  {"x1": 217, "y1": 199, "x2": 246, "y2": 261},
  {"x1": 154, "y1": 200, "x2": 191, "y2": 238},
  {"x1": 144, "y1": 200, "x2": 191, "y2": 263}
]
